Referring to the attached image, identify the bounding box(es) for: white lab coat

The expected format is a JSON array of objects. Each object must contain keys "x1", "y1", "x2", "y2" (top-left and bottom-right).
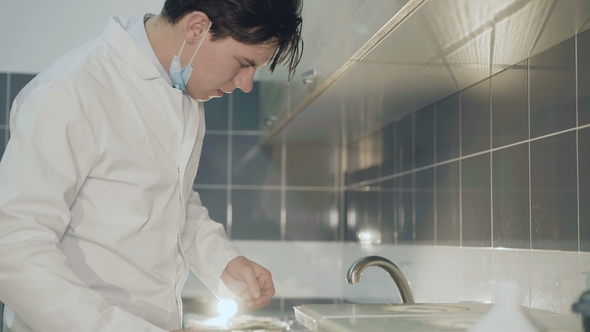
[{"x1": 0, "y1": 17, "x2": 241, "y2": 331}]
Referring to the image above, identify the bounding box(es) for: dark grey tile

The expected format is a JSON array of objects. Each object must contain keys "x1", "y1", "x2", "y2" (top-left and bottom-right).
[
  {"x1": 579, "y1": 29, "x2": 590, "y2": 126},
  {"x1": 492, "y1": 60, "x2": 528, "y2": 147},
  {"x1": 396, "y1": 115, "x2": 413, "y2": 172},
  {"x1": 348, "y1": 133, "x2": 382, "y2": 184},
  {"x1": 285, "y1": 191, "x2": 337, "y2": 241},
  {"x1": 0, "y1": 73, "x2": 7, "y2": 125},
  {"x1": 345, "y1": 190, "x2": 359, "y2": 242},
  {"x1": 462, "y1": 154, "x2": 491, "y2": 247},
  {"x1": 379, "y1": 179, "x2": 395, "y2": 244},
  {"x1": 9, "y1": 73, "x2": 36, "y2": 109},
  {"x1": 397, "y1": 174, "x2": 414, "y2": 243},
  {"x1": 381, "y1": 123, "x2": 396, "y2": 177},
  {"x1": 530, "y1": 38, "x2": 576, "y2": 138},
  {"x1": 345, "y1": 190, "x2": 379, "y2": 243},
  {"x1": 530, "y1": 132, "x2": 577, "y2": 251},
  {"x1": 415, "y1": 168, "x2": 435, "y2": 245},
  {"x1": 232, "y1": 81, "x2": 260, "y2": 131},
  {"x1": 203, "y1": 94, "x2": 229, "y2": 130},
  {"x1": 194, "y1": 134, "x2": 228, "y2": 185},
  {"x1": 0, "y1": 129, "x2": 6, "y2": 160},
  {"x1": 579, "y1": 128, "x2": 590, "y2": 251},
  {"x1": 195, "y1": 189, "x2": 228, "y2": 230},
  {"x1": 382, "y1": 176, "x2": 413, "y2": 244},
  {"x1": 231, "y1": 189, "x2": 281, "y2": 240},
  {"x1": 286, "y1": 142, "x2": 336, "y2": 187},
  {"x1": 462, "y1": 79, "x2": 490, "y2": 156},
  {"x1": 414, "y1": 106, "x2": 434, "y2": 168},
  {"x1": 436, "y1": 94, "x2": 460, "y2": 163},
  {"x1": 492, "y1": 143, "x2": 530, "y2": 249},
  {"x1": 232, "y1": 135, "x2": 281, "y2": 186},
  {"x1": 346, "y1": 140, "x2": 361, "y2": 185},
  {"x1": 365, "y1": 131, "x2": 382, "y2": 181},
  {"x1": 436, "y1": 161, "x2": 460, "y2": 246}
]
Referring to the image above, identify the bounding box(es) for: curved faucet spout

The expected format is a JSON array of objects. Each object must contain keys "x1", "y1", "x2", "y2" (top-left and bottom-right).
[{"x1": 346, "y1": 255, "x2": 415, "y2": 304}]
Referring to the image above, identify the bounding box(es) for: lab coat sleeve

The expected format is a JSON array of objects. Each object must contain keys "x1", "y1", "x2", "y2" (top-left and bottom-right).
[
  {"x1": 0, "y1": 83, "x2": 166, "y2": 332},
  {"x1": 181, "y1": 190, "x2": 242, "y2": 299}
]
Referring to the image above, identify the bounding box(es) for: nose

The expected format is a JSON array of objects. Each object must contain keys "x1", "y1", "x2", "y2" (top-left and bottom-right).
[{"x1": 233, "y1": 67, "x2": 256, "y2": 93}]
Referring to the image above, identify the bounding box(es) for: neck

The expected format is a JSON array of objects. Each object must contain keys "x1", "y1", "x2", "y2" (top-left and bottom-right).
[{"x1": 144, "y1": 15, "x2": 182, "y2": 73}]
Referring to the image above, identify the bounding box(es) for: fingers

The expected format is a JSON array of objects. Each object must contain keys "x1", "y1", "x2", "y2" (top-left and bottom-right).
[
  {"x1": 239, "y1": 264, "x2": 262, "y2": 301},
  {"x1": 221, "y1": 256, "x2": 276, "y2": 309},
  {"x1": 248, "y1": 265, "x2": 275, "y2": 308},
  {"x1": 257, "y1": 271, "x2": 275, "y2": 301}
]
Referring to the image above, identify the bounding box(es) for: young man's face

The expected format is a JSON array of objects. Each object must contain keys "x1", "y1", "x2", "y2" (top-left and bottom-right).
[{"x1": 187, "y1": 35, "x2": 276, "y2": 101}]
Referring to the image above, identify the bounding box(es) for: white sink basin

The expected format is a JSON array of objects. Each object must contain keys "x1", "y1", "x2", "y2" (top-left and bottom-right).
[
  {"x1": 294, "y1": 303, "x2": 583, "y2": 332},
  {"x1": 382, "y1": 304, "x2": 470, "y2": 314}
]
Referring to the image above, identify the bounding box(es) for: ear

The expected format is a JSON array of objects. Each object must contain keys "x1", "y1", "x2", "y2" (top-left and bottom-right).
[{"x1": 182, "y1": 11, "x2": 211, "y2": 44}]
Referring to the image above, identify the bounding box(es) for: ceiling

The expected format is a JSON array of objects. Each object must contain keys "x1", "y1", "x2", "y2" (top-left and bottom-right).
[{"x1": 261, "y1": 0, "x2": 590, "y2": 145}]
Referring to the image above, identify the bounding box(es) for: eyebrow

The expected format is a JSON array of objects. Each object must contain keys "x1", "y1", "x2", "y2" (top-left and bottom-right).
[{"x1": 240, "y1": 56, "x2": 265, "y2": 69}]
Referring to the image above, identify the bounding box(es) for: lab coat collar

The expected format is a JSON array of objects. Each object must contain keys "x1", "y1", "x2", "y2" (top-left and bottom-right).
[{"x1": 101, "y1": 16, "x2": 161, "y2": 81}]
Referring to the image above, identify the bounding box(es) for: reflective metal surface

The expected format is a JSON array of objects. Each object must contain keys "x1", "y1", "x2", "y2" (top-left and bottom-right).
[
  {"x1": 260, "y1": 0, "x2": 590, "y2": 147},
  {"x1": 346, "y1": 255, "x2": 415, "y2": 304}
]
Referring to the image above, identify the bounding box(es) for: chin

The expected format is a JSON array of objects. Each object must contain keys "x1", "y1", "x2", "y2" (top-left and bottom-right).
[{"x1": 194, "y1": 94, "x2": 213, "y2": 102}]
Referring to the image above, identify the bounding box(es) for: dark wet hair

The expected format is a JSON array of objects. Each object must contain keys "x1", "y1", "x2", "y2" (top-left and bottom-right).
[{"x1": 162, "y1": 0, "x2": 303, "y2": 80}]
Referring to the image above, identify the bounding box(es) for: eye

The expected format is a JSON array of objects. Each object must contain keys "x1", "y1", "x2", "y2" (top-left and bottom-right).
[{"x1": 240, "y1": 63, "x2": 252, "y2": 69}]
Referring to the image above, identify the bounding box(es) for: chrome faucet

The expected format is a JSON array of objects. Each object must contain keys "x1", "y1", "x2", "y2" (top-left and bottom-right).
[{"x1": 346, "y1": 255, "x2": 415, "y2": 304}]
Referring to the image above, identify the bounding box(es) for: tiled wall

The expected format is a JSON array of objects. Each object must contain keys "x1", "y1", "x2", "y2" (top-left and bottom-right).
[
  {"x1": 0, "y1": 73, "x2": 36, "y2": 158},
  {"x1": 345, "y1": 29, "x2": 590, "y2": 252},
  {"x1": 194, "y1": 82, "x2": 342, "y2": 242}
]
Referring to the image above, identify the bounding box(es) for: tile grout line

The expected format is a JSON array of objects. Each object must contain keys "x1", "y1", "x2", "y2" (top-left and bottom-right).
[
  {"x1": 393, "y1": 123, "x2": 398, "y2": 244},
  {"x1": 280, "y1": 134, "x2": 287, "y2": 241},
  {"x1": 5, "y1": 74, "x2": 10, "y2": 147},
  {"x1": 194, "y1": 184, "x2": 339, "y2": 191},
  {"x1": 527, "y1": 58, "x2": 533, "y2": 252},
  {"x1": 206, "y1": 130, "x2": 268, "y2": 136},
  {"x1": 433, "y1": 106, "x2": 438, "y2": 247},
  {"x1": 574, "y1": 35, "x2": 582, "y2": 252},
  {"x1": 458, "y1": 91, "x2": 462, "y2": 247},
  {"x1": 339, "y1": 99, "x2": 347, "y2": 242},
  {"x1": 412, "y1": 113, "x2": 417, "y2": 242},
  {"x1": 227, "y1": 94, "x2": 233, "y2": 239},
  {"x1": 527, "y1": 57, "x2": 533, "y2": 308},
  {"x1": 490, "y1": 73, "x2": 494, "y2": 249}
]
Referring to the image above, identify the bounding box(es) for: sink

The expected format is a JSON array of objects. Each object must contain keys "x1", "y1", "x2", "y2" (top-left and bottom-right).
[
  {"x1": 382, "y1": 304, "x2": 470, "y2": 314},
  {"x1": 294, "y1": 303, "x2": 583, "y2": 332}
]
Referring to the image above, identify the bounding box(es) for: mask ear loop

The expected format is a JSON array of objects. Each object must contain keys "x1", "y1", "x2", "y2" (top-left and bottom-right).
[
  {"x1": 188, "y1": 21, "x2": 212, "y2": 66},
  {"x1": 177, "y1": 40, "x2": 187, "y2": 60}
]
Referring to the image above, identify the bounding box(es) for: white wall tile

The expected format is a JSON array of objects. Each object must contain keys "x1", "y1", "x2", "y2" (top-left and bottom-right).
[
  {"x1": 182, "y1": 241, "x2": 588, "y2": 316},
  {"x1": 530, "y1": 250, "x2": 579, "y2": 314},
  {"x1": 461, "y1": 248, "x2": 493, "y2": 303},
  {"x1": 578, "y1": 252, "x2": 590, "y2": 293},
  {"x1": 491, "y1": 248, "x2": 531, "y2": 307},
  {"x1": 406, "y1": 246, "x2": 463, "y2": 303},
  {"x1": 234, "y1": 241, "x2": 345, "y2": 298}
]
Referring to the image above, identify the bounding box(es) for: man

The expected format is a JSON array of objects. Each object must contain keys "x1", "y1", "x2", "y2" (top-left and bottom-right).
[{"x1": 0, "y1": 0, "x2": 303, "y2": 331}]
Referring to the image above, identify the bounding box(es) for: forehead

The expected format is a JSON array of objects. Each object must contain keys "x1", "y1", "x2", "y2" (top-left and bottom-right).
[{"x1": 216, "y1": 37, "x2": 277, "y2": 63}]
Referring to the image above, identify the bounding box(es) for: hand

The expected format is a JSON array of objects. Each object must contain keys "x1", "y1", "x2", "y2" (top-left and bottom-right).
[{"x1": 221, "y1": 256, "x2": 275, "y2": 309}]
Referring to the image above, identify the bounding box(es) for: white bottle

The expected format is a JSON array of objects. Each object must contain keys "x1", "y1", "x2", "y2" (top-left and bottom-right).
[{"x1": 468, "y1": 280, "x2": 542, "y2": 332}]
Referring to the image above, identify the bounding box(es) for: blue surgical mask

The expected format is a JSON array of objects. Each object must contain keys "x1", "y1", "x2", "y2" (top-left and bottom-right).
[{"x1": 170, "y1": 22, "x2": 211, "y2": 92}]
